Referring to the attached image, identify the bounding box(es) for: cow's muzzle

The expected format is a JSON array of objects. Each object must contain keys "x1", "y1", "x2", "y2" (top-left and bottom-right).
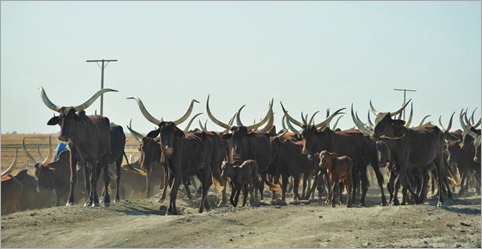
[{"x1": 164, "y1": 147, "x2": 174, "y2": 156}]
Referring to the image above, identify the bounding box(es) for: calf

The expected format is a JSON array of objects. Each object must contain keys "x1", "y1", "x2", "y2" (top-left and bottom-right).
[
  {"x1": 319, "y1": 150, "x2": 353, "y2": 207},
  {"x1": 222, "y1": 160, "x2": 262, "y2": 207}
]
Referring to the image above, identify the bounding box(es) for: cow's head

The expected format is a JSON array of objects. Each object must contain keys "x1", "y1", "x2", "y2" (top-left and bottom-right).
[
  {"x1": 40, "y1": 87, "x2": 118, "y2": 142},
  {"x1": 206, "y1": 95, "x2": 273, "y2": 161},
  {"x1": 369, "y1": 100, "x2": 411, "y2": 141},
  {"x1": 23, "y1": 136, "x2": 57, "y2": 192},
  {"x1": 280, "y1": 102, "x2": 345, "y2": 157},
  {"x1": 159, "y1": 121, "x2": 185, "y2": 156},
  {"x1": 221, "y1": 161, "x2": 235, "y2": 181},
  {"x1": 318, "y1": 150, "x2": 338, "y2": 170},
  {"x1": 375, "y1": 140, "x2": 390, "y2": 167}
]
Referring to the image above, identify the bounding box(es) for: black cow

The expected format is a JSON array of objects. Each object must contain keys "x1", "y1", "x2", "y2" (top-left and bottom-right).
[{"x1": 40, "y1": 86, "x2": 117, "y2": 207}]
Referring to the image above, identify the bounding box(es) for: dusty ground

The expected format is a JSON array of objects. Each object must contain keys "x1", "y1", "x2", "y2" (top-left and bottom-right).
[{"x1": 1, "y1": 188, "x2": 480, "y2": 248}]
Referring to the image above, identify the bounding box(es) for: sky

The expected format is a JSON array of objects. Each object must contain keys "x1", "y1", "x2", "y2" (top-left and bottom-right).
[{"x1": 1, "y1": 1, "x2": 481, "y2": 135}]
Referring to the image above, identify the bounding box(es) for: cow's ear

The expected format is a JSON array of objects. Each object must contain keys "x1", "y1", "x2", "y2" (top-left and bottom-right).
[
  {"x1": 78, "y1": 110, "x2": 87, "y2": 118},
  {"x1": 392, "y1": 119, "x2": 406, "y2": 127},
  {"x1": 314, "y1": 152, "x2": 320, "y2": 158},
  {"x1": 221, "y1": 133, "x2": 232, "y2": 140},
  {"x1": 175, "y1": 128, "x2": 185, "y2": 138},
  {"x1": 147, "y1": 129, "x2": 160, "y2": 138},
  {"x1": 47, "y1": 116, "x2": 59, "y2": 126},
  {"x1": 330, "y1": 152, "x2": 338, "y2": 158}
]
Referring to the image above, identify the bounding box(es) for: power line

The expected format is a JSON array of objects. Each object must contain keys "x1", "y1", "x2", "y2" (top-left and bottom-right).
[
  {"x1": 394, "y1": 88, "x2": 416, "y2": 120},
  {"x1": 86, "y1": 59, "x2": 118, "y2": 116}
]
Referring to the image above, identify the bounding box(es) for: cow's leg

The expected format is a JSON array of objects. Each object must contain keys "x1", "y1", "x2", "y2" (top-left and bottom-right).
[
  {"x1": 372, "y1": 165, "x2": 387, "y2": 206},
  {"x1": 159, "y1": 164, "x2": 169, "y2": 202},
  {"x1": 98, "y1": 157, "x2": 110, "y2": 207},
  {"x1": 182, "y1": 177, "x2": 193, "y2": 200},
  {"x1": 346, "y1": 177, "x2": 352, "y2": 208},
  {"x1": 350, "y1": 169, "x2": 359, "y2": 205},
  {"x1": 387, "y1": 169, "x2": 397, "y2": 205},
  {"x1": 242, "y1": 184, "x2": 249, "y2": 207},
  {"x1": 293, "y1": 174, "x2": 301, "y2": 203},
  {"x1": 67, "y1": 156, "x2": 79, "y2": 206},
  {"x1": 280, "y1": 174, "x2": 288, "y2": 203},
  {"x1": 434, "y1": 154, "x2": 445, "y2": 206},
  {"x1": 233, "y1": 185, "x2": 242, "y2": 207},
  {"x1": 168, "y1": 173, "x2": 182, "y2": 215},
  {"x1": 360, "y1": 165, "x2": 369, "y2": 206},
  {"x1": 230, "y1": 182, "x2": 236, "y2": 207},
  {"x1": 419, "y1": 171, "x2": 430, "y2": 204},
  {"x1": 114, "y1": 158, "x2": 122, "y2": 202},
  {"x1": 198, "y1": 167, "x2": 212, "y2": 213},
  {"x1": 331, "y1": 178, "x2": 337, "y2": 208},
  {"x1": 459, "y1": 172, "x2": 467, "y2": 195},
  {"x1": 393, "y1": 167, "x2": 408, "y2": 206}
]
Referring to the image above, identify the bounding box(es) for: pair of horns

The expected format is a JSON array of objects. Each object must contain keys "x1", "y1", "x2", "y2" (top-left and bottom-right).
[
  {"x1": 207, "y1": 95, "x2": 274, "y2": 132},
  {"x1": 460, "y1": 109, "x2": 480, "y2": 138},
  {"x1": 369, "y1": 99, "x2": 412, "y2": 118},
  {"x1": 1, "y1": 148, "x2": 18, "y2": 177},
  {"x1": 281, "y1": 102, "x2": 345, "y2": 131},
  {"x1": 22, "y1": 135, "x2": 54, "y2": 167},
  {"x1": 128, "y1": 96, "x2": 198, "y2": 126},
  {"x1": 40, "y1": 86, "x2": 118, "y2": 113}
]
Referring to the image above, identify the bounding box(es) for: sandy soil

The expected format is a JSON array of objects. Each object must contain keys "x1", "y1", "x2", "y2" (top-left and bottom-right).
[{"x1": 1, "y1": 189, "x2": 480, "y2": 248}]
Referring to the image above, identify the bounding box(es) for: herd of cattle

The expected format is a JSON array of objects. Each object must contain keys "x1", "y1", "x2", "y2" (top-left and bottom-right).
[{"x1": 1, "y1": 88, "x2": 481, "y2": 215}]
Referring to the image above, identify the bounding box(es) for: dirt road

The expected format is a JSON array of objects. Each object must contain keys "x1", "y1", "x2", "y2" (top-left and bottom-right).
[{"x1": 1, "y1": 190, "x2": 480, "y2": 248}]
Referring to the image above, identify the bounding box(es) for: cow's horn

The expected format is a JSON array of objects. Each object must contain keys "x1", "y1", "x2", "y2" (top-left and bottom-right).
[
  {"x1": 404, "y1": 102, "x2": 413, "y2": 127},
  {"x1": 460, "y1": 110, "x2": 478, "y2": 138},
  {"x1": 173, "y1": 99, "x2": 199, "y2": 126},
  {"x1": 332, "y1": 115, "x2": 343, "y2": 130},
  {"x1": 260, "y1": 106, "x2": 274, "y2": 133},
  {"x1": 470, "y1": 108, "x2": 478, "y2": 125},
  {"x1": 184, "y1": 112, "x2": 203, "y2": 132},
  {"x1": 280, "y1": 102, "x2": 304, "y2": 128},
  {"x1": 37, "y1": 147, "x2": 45, "y2": 162},
  {"x1": 127, "y1": 119, "x2": 144, "y2": 143},
  {"x1": 369, "y1": 100, "x2": 379, "y2": 116},
  {"x1": 445, "y1": 112, "x2": 455, "y2": 132},
  {"x1": 285, "y1": 114, "x2": 300, "y2": 135},
  {"x1": 367, "y1": 110, "x2": 375, "y2": 129},
  {"x1": 351, "y1": 104, "x2": 373, "y2": 135},
  {"x1": 246, "y1": 99, "x2": 273, "y2": 131},
  {"x1": 127, "y1": 96, "x2": 162, "y2": 125},
  {"x1": 41, "y1": 135, "x2": 53, "y2": 166},
  {"x1": 315, "y1": 108, "x2": 346, "y2": 130},
  {"x1": 39, "y1": 86, "x2": 62, "y2": 112},
  {"x1": 1, "y1": 147, "x2": 18, "y2": 177},
  {"x1": 206, "y1": 95, "x2": 232, "y2": 130},
  {"x1": 419, "y1": 115, "x2": 431, "y2": 126},
  {"x1": 281, "y1": 115, "x2": 287, "y2": 131},
  {"x1": 199, "y1": 120, "x2": 206, "y2": 131},
  {"x1": 22, "y1": 138, "x2": 38, "y2": 164},
  {"x1": 474, "y1": 118, "x2": 481, "y2": 129},
  {"x1": 308, "y1": 111, "x2": 320, "y2": 126},
  {"x1": 390, "y1": 99, "x2": 411, "y2": 117},
  {"x1": 235, "y1": 105, "x2": 246, "y2": 126},
  {"x1": 73, "y1": 88, "x2": 118, "y2": 112}
]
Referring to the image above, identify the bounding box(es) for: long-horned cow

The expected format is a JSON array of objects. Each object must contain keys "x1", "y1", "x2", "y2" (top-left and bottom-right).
[
  {"x1": 1, "y1": 148, "x2": 23, "y2": 215},
  {"x1": 128, "y1": 96, "x2": 213, "y2": 215},
  {"x1": 40, "y1": 86, "x2": 117, "y2": 207},
  {"x1": 369, "y1": 99, "x2": 448, "y2": 206}
]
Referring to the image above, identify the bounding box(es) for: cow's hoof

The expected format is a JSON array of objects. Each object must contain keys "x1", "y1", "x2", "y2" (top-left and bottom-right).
[
  {"x1": 381, "y1": 202, "x2": 387, "y2": 207},
  {"x1": 436, "y1": 202, "x2": 444, "y2": 207},
  {"x1": 66, "y1": 202, "x2": 74, "y2": 206},
  {"x1": 159, "y1": 205, "x2": 168, "y2": 215},
  {"x1": 103, "y1": 202, "x2": 110, "y2": 207},
  {"x1": 331, "y1": 204, "x2": 336, "y2": 208}
]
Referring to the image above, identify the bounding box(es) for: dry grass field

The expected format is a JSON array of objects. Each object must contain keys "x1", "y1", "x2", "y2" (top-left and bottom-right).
[{"x1": 1, "y1": 133, "x2": 141, "y2": 174}]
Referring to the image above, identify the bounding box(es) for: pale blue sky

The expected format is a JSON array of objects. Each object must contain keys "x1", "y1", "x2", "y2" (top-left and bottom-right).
[{"x1": 1, "y1": 1, "x2": 480, "y2": 134}]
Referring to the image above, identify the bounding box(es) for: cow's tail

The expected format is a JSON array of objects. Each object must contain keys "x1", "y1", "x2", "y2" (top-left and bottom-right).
[{"x1": 122, "y1": 152, "x2": 147, "y2": 177}]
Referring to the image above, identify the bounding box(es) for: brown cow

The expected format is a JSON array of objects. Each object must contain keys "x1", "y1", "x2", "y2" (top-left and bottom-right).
[
  {"x1": 318, "y1": 150, "x2": 353, "y2": 208},
  {"x1": 1, "y1": 148, "x2": 23, "y2": 215}
]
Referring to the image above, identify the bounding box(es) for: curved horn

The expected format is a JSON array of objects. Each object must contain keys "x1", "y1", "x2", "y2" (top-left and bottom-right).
[
  {"x1": 301, "y1": 112, "x2": 307, "y2": 126},
  {"x1": 39, "y1": 86, "x2": 62, "y2": 112},
  {"x1": 285, "y1": 114, "x2": 300, "y2": 135},
  {"x1": 419, "y1": 115, "x2": 431, "y2": 126},
  {"x1": 173, "y1": 99, "x2": 199, "y2": 126},
  {"x1": 235, "y1": 105, "x2": 246, "y2": 126},
  {"x1": 308, "y1": 111, "x2": 320, "y2": 126},
  {"x1": 42, "y1": 135, "x2": 53, "y2": 166},
  {"x1": 367, "y1": 110, "x2": 375, "y2": 129},
  {"x1": 260, "y1": 107, "x2": 274, "y2": 133},
  {"x1": 470, "y1": 108, "x2": 477, "y2": 125},
  {"x1": 369, "y1": 100, "x2": 379, "y2": 116},
  {"x1": 390, "y1": 99, "x2": 411, "y2": 117},
  {"x1": 184, "y1": 112, "x2": 203, "y2": 132},
  {"x1": 460, "y1": 110, "x2": 478, "y2": 138},
  {"x1": 463, "y1": 109, "x2": 471, "y2": 126},
  {"x1": 199, "y1": 120, "x2": 206, "y2": 131},
  {"x1": 326, "y1": 108, "x2": 330, "y2": 118},
  {"x1": 315, "y1": 108, "x2": 346, "y2": 130},
  {"x1": 206, "y1": 95, "x2": 232, "y2": 130},
  {"x1": 73, "y1": 88, "x2": 118, "y2": 112},
  {"x1": 280, "y1": 102, "x2": 304, "y2": 128},
  {"x1": 246, "y1": 99, "x2": 273, "y2": 131},
  {"x1": 351, "y1": 104, "x2": 373, "y2": 135},
  {"x1": 204, "y1": 120, "x2": 208, "y2": 131},
  {"x1": 126, "y1": 119, "x2": 144, "y2": 143},
  {"x1": 37, "y1": 147, "x2": 45, "y2": 162},
  {"x1": 332, "y1": 115, "x2": 343, "y2": 130},
  {"x1": 1, "y1": 147, "x2": 18, "y2": 177},
  {"x1": 445, "y1": 112, "x2": 455, "y2": 132},
  {"x1": 22, "y1": 137, "x2": 38, "y2": 164},
  {"x1": 281, "y1": 115, "x2": 287, "y2": 132},
  {"x1": 404, "y1": 102, "x2": 413, "y2": 127},
  {"x1": 438, "y1": 115, "x2": 445, "y2": 131},
  {"x1": 474, "y1": 118, "x2": 481, "y2": 129},
  {"x1": 127, "y1": 96, "x2": 162, "y2": 126}
]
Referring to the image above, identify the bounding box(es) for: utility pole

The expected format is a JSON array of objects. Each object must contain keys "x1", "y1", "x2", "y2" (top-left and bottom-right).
[
  {"x1": 394, "y1": 88, "x2": 416, "y2": 120},
  {"x1": 86, "y1": 59, "x2": 118, "y2": 116}
]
